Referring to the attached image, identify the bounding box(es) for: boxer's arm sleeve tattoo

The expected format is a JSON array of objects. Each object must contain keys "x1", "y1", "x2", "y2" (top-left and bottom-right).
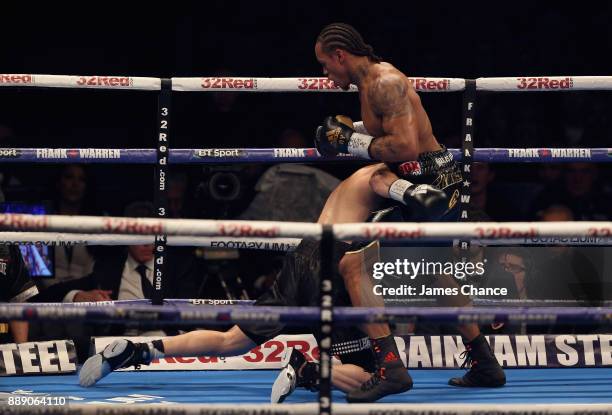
[
  {"x1": 367, "y1": 75, "x2": 417, "y2": 161},
  {"x1": 368, "y1": 75, "x2": 410, "y2": 118}
]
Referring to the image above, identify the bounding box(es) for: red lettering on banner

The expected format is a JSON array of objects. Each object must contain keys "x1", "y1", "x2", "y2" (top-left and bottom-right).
[
  {"x1": 311, "y1": 346, "x2": 320, "y2": 361},
  {"x1": 287, "y1": 340, "x2": 312, "y2": 361},
  {"x1": 243, "y1": 346, "x2": 264, "y2": 363},
  {"x1": 588, "y1": 227, "x2": 612, "y2": 237},
  {"x1": 265, "y1": 341, "x2": 285, "y2": 363},
  {"x1": 297, "y1": 78, "x2": 340, "y2": 90},
  {"x1": 0, "y1": 74, "x2": 33, "y2": 84},
  {"x1": 0, "y1": 214, "x2": 49, "y2": 230},
  {"x1": 218, "y1": 224, "x2": 280, "y2": 237},
  {"x1": 200, "y1": 77, "x2": 256, "y2": 89},
  {"x1": 363, "y1": 226, "x2": 425, "y2": 240},
  {"x1": 175, "y1": 357, "x2": 195, "y2": 363},
  {"x1": 103, "y1": 218, "x2": 163, "y2": 234},
  {"x1": 197, "y1": 356, "x2": 219, "y2": 363},
  {"x1": 320, "y1": 78, "x2": 334, "y2": 89},
  {"x1": 475, "y1": 227, "x2": 538, "y2": 238},
  {"x1": 397, "y1": 161, "x2": 422, "y2": 175},
  {"x1": 409, "y1": 78, "x2": 450, "y2": 91},
  {"x1": 516, "y1": 77, "x2": 573, "y2": 90},
  {"x1": 76, "y1": 76, "x2": 132, "y2": 87}
]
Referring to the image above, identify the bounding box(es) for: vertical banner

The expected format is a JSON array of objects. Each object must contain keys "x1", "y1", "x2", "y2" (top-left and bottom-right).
[
  {"x1": 153, "y1": 79, "x2": 172, "y2": 306},
  {"x1": 319, "y1": 226, "x2": 333, "y2": 415},
  {"x1": 459, "y1": 79, "x2": 476, "y2": 251}
]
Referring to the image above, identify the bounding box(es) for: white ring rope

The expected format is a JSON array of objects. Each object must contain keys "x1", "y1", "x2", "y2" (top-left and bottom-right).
[
  {"x1": 0, "y1": 232, "x2": 300, "y2": 250},
  {"x1": 3, "y1": 232, "x2": 610, "y2": 247},
  {"x1": 0, "y1": 213, "x2": 322, "y2": 238},
  {"x1": 0, "y1": 74, "x2": 161, "y2": 90},
  {"x1": 171, "y1": 76, "x2": 466, "y2": 92},
  {"x1": 476, "y1": 75, "x2": 612, "y2": 92},
  {"x1": 4, "y1": 74, "x2": 612, "y2": 92},
  {"x1": 0, "y1": 213, "x2": 610, "y2": 241}
]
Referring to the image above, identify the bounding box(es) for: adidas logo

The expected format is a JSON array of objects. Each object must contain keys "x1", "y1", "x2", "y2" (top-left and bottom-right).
[{"x1": 383, "y1": 352, "x2": 398, "y2": 363}]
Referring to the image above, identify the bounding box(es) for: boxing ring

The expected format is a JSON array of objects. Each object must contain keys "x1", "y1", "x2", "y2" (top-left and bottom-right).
[{"x1": 1, "y1": 74, "x2": 612, "y2": 414}]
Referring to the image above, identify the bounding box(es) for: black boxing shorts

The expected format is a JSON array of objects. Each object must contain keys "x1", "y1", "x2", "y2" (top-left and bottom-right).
[
  {"x1": 237, "y1": 239, "x2": 375, "y2": 371},
  {"x1": 381, "y1": 145, "x2": 462, "y2": 223}
]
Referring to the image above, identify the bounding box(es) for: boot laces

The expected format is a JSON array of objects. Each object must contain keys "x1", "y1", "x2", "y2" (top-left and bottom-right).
[
  {"x1": 459, "y1": 345, "x2": 478, "y2": 370},
  {"x1": 361, "y1": 367, "x2": 386, "y2": 391},
  {"x1": 128, "y1": 343, "x2": 149, "y2": 370}
]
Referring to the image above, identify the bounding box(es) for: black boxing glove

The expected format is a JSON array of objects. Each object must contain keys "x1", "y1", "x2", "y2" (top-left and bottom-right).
[
  {"x1": 315, "y1": 115, "x2": 374, "y2": 159},
  {"x1": 388, "y1": 179, "x2": 449, "y2": 220}
]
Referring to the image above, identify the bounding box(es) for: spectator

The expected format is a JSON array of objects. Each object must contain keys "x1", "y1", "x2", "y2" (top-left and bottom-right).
[
  {"x1": 31, "y1": 202, "x2": 207, "y2": 358},
  {"x1": 480, "y1": 247, "x2": 535, "y2": 334},
  {"x1": 39, "y1": 165, "x2": 99, "y2": 289},
  {"x1": 533, "y1": 205, "x2": 603, "y2": 304},
  {"x1": 469, "y1": 163, "x2": 518, "y2": 220},
  {"x1": 494, "y1": 247, "x2": 533, "y2": 300},
  {"x1": 0, "y1": 245, "x2": 38, "y2": 344},
  {"x1": 529, "y1": 163, "x2": 611, "y2": 220},
  {"x1": 35, "y1": 202, "x2": 204, "y2": 304},
  {"x1": 537, "y1": 164, "x2": 562, "y2": 186},
  {"x1": 167, "y1": 170, "x2": 192, "y2": 218}
]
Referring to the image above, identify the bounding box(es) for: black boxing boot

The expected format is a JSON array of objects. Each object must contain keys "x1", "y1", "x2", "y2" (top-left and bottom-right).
[
  {"x1": 449, "y1": 334, "x2": 506, "y2": 387},
  {"x1": 346, "y1": 335, "x2": 413, "y2": 403},
  {"x1": 271, "y1": 348, "x2": 319, "y2": 403}
]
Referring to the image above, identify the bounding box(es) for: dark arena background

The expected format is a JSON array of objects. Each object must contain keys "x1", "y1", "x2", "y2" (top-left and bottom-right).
[{"x1": 1, "y1": 1, "x2": 612, "y2": 414}]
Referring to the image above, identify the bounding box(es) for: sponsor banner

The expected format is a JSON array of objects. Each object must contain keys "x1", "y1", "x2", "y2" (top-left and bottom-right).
[
  {"x1": 0, "y1": 340, "x2": 77, "y2": 376},
  {"x1": 93, "y1": 334, "x2": 612, "y2": 371},
  {"x1": 408, "y1": 77, "x2": 458, "y2": 92},
  {"x1": 201, "y1": 77, "x2": 257, "y2": 90},
  {"x1": 194, "y1": 149, "x2": 246, "y2": 158},
  {"x1": 0, "y1": 74, "x2": 34, "y2": 85},
  {"x1": 507, "y1": 148, "x2": 593, "y2": 160},
  {"x1": 2, "y1": 148, "x2": 609, "y2": 164},
  {"x1": 404, "y1": 334, "x2": 612, "y2": 368},
  {"x1": 172, "y1": 77, "x2": 466, "y2": 92},
  {"x1": 0, "y1": 149, "x2": 156, "y2": 164},
  {"x1": 0, "y1": 74, "x2": 160, "y2": 90},
  {"x1": 273, "y1": 148, "x2": 318, "y2": 158},
  {"x1": 516, "y1": 77, "x2": 574, "y2": 90},
  {"x1": 0, "y1": 148, "x2": 22, "y2": 159},
  {"x1": 93, "y1": 335, "x2": 326, "y2": 370},
  {"x1": 35, "y1": 148, "x2": 121, "y2": 160}
]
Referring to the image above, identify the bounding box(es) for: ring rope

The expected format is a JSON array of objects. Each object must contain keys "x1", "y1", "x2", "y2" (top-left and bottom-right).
[
  {"x1": 0, "y1": 213, "x2": 609, "y2": 240},
  {"x1": 1, "y1": 304, "x2": 611, "y2": 325},
  {"x1": 0, "y1": 232, "x2": 301, "y2": 250},
  {"x1": 12, "y1": 297, "x2": 611, "y2": 308},
  {"x1": 2, "y1": 232, "x2": 611, "y2": 247},
  {"x1": 4, "y1": 74, "x2": 612, "y2": 92},
  {"x1": 1, "y1": 147, "x2": 607, "y2": 164}
]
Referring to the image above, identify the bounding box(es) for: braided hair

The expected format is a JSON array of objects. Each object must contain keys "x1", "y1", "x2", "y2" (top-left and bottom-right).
[{"x1": 317, "y1": 23, "x2": 381, "y2": 63}]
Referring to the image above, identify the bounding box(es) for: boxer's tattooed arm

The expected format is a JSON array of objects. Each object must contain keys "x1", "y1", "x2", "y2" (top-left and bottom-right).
[
  {"x1": 368, "y1": 75, "x2": 410, "y2": 118},
  {"x1": 367, "y1": 75, "x2": 418, "y2": 161}
]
